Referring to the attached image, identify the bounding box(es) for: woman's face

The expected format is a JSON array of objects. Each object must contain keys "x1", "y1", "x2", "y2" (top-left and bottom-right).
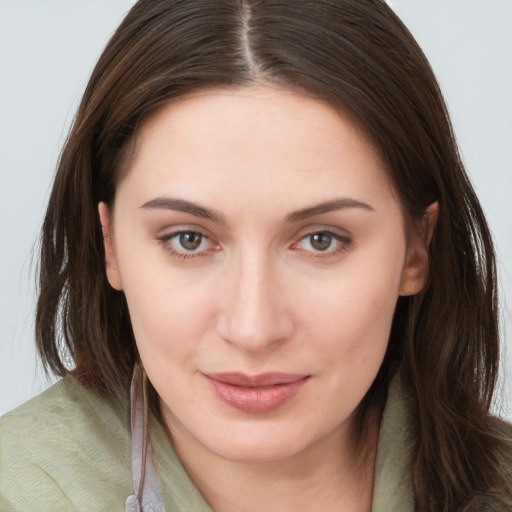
[{"x1": 100, "y1": 86, "x2": 428, "y2": 463}]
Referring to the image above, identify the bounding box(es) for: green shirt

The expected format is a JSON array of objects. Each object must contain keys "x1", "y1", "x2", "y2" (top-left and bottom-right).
[{"x1": 0, "y1": 375, "x2": 414, "y2": 511}]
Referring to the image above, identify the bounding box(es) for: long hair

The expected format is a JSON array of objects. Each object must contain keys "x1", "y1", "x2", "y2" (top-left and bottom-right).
[{"x1": 35, "y1": 1, "x2": 512, "y2": 509}]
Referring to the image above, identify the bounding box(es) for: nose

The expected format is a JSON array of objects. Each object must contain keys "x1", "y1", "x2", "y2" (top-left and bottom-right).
[{"x1": 216, "y1": 251, "x2": 294, "y2": 353}]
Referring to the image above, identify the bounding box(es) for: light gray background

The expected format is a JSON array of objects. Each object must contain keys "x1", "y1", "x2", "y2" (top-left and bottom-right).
[{"x1": 1, "y1": 0, "x2": 511, "y2": 418}]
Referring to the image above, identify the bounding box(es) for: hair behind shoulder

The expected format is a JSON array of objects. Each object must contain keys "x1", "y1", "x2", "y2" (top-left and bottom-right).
[{"x1": 35, "y1": 1, "x2": 512, "y2": 509}]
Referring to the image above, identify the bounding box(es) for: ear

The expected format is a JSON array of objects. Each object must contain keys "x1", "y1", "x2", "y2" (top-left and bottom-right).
[
  {"x1": 98, "y1": 202, "x2": 123, "y2": 291},
  {"x1": 399, "y1": 201, "x2": 439, "y2": 296}
]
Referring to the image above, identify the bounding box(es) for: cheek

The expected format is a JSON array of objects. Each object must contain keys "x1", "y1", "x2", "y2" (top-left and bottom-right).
[
  {"x1": 297, "y1": 248, "x2": 404, "y2": 365},
  {"x1": 119, "y1": 259, "x2": 218, "y2": 363}
]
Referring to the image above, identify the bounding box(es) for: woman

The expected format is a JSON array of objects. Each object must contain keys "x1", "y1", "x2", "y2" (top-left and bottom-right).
[{"x1": 1, "y1": 0, "x2": 511, "y2": 510}]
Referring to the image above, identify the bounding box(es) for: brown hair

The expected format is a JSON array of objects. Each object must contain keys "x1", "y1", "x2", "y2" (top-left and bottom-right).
[{"x1": 36, "y1": 0, "x2": 512, "y2": 509}]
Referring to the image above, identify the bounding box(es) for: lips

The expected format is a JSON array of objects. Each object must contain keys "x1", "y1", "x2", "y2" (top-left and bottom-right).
[{"x1": 204, "y1": 372, "x2": 310, "y2": 413}]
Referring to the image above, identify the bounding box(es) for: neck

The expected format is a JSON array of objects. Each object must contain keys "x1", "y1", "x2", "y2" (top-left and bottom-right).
[{"x1": 164, "y1": 408, "x2": 381, "y2": 512}]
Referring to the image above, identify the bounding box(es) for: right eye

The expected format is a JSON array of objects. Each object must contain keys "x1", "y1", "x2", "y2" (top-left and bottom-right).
[
  {"x1": 293, "y1": 230, "x2": 352, "y2": 256},
  {"x1": 173, "y1": 231, "x2": 207, "y2": 251},
  {"x1": 157, "y1": 230, "x2": 216, "y2": 259}
]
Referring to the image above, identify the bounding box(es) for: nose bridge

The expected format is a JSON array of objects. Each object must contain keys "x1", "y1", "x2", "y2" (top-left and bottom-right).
[{"x1": 217, "y1": 245, "x2": 291, "y2": 352}]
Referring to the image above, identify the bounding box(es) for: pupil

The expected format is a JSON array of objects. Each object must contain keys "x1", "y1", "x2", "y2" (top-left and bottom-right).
[
  {"x1": 311, "y1": 233, "x2": 332, "y2": 251},
  {"x1": 179, "y1": 232, "x2": 202, "y2": 250}
]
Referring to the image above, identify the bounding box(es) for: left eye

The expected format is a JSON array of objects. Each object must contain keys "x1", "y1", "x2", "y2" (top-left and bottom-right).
[
  {"x1": 169, "y1": 231, "x2": 211, "y2": 252},
  {"x1": 298, "y1": 231, "x2": 345, "y2": 252}
]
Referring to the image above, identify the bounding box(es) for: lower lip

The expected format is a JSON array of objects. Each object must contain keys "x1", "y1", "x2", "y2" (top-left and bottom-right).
[{"x1": 205, "y1": 376, "x2": 309, "y2": 413}]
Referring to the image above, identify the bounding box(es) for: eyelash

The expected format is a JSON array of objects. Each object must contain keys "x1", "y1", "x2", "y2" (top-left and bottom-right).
[
  {"x1": 155, "y1": 230, "x2": 215, "y2": 260},
  {"x1": 294, "y1": 230, "x2": 352, "y2": 257},
  {"x1": 155, "y1": 229, "x2": 352, "y2": 260}
]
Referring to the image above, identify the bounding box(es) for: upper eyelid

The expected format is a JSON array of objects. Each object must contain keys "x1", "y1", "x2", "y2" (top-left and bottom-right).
[
  {"x1": 154, "y1": 220, "x2": 349, "y2": 234},
  {"x1": 292, "y1": 227, "x2": 353, "y2": 251},
  {"x1": 155, "y1": 230, "x2": 217, "y2": 259},
  {"x1": 295, "y1": 230, "x2": 350, "y2": 246},
  {"x1": 154, "y1": 225, "x2": 352, "y2": 249},
  {"x1": 157, "y1": 229, "x2": 214, "y2": 245},
  {"x1": 155, "y1": 225, "x2": 215, "y2": 239},
  {"x1": 172, "y1": 232, "x2": 212, "y2": 251},
  {"x1": 293, "y1": 224, "x2": 351, "y2": 240}
]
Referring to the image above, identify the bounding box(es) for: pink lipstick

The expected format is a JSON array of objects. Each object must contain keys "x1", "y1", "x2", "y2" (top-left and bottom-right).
[{"x1": 204, "y1": 372, "x2": 309, "y2": 413}]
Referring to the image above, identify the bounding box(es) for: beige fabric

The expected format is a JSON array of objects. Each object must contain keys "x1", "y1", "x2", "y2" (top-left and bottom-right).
[
  {"x1": 0, "y1": 375, "x2": 414, "y2": 511},
  {"x1": 372, "y1": 376, "x2": 415, "y2": 512}
]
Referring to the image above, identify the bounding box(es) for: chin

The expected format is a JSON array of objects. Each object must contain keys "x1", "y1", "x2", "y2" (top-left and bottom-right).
[
  {"x1": 211, "y1": 438, "x2": 309, "y2": 463},
  {"x1": 195, "y1": 420, "x2": 324, "y2": 464}
]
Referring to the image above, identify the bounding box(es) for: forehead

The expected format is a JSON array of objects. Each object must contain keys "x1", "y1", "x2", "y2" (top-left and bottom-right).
[{"x1": 115, "y1": 86, "x2": 396, "y2": 216}]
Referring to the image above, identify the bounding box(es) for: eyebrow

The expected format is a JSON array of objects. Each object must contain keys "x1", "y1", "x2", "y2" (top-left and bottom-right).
[
  {"x1": 140, "y1": 196, "x2": 374, "y2": 224},
  {"x1": 286, "y1": 198, "x2": 375, "y2": 222},
  {"x1": 141, "y1": 197, "x2": 226, "y2": 224}
]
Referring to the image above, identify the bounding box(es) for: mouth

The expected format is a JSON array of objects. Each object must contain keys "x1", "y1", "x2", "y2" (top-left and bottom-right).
[{"x1": 203, "y1": 372, "x2": 310, "y2": 413}]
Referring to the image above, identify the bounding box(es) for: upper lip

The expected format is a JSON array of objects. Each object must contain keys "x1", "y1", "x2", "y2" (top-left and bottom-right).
[{"x1": 204, "y1": 372, "x2": 309, "y2": 387}]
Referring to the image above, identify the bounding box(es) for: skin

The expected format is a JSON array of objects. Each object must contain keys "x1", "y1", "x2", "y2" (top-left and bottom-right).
[{"x1": 99, "y1": 86, "x2": 435, "y2": 511}]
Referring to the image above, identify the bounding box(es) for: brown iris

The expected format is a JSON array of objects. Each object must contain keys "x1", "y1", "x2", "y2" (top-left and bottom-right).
[
  {"x1": 310, "y1": 233, "x2": 333, "y2": 251},
  {"x1": 179, "y1": 232, "x2": 203, "y2": 250}
]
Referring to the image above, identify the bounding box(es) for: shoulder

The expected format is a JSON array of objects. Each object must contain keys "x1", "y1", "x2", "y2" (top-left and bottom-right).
[
  {"x1": 0, "y1": 377, "x2": 132, "y2": 511},
  {"x1": 372, "y1": 374, "x2": 416, "y2": 511}
]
